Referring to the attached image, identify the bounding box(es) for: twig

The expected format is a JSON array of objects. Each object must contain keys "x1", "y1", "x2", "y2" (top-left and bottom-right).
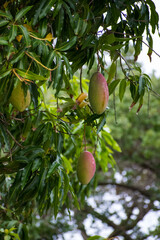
[{"x1": 6, "y1": 129, "x2": 23, "y2": 148}]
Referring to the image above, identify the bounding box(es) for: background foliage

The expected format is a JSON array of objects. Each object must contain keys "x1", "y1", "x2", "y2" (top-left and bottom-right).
[{"x1": 0, "y1": 0, "x2": 159, "y2": 239}]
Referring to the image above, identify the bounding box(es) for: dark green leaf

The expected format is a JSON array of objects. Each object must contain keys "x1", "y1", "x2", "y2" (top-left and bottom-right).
[
  {"x1": 57, "y1": 36, "x2": 77, "y2": 51},
  {"x1": 0, "y1": 69, "x2": 12, "y2": 79},
  {"x1": 10, "y1": 47, "x2": 25, "y2": 64},
  {"x1": 108, "y1": 79, "x2": 120, "y2": 95},
  {"x1": 18, "y1": 25, "x2": 30, "y2": 46},
  {"x1": 47, "y1": 160, "x2": 60, "y2": 178},
  {"x1": 0, "y1": 10, "x2": 13, "y2": 20},
  {"x1": 0, "y1": 37, "x2": 8, "y2": 45},
  {"x1": 139, "y1": 75, "x2": 145, "y2": 95},
  {"x1": 0, "y1": 19, "x2": 9, "y2": 27},
  {"x1": 39, "y1": 0, "x2": 56, "y2": 20},
  {"x1": 119, "y1": 79, "x2": 127, "y2": 101},
  {"x1": 15, "y1": 6, "x2": 33, "y2": 22},
  {"x1": 9, "y1": 25, "x2": 17, "y2": 42}
]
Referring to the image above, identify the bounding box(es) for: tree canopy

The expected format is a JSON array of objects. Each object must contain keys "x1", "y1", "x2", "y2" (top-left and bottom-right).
[{"x1": 0, "y1": 0, "x2": 159, "y2": 239}]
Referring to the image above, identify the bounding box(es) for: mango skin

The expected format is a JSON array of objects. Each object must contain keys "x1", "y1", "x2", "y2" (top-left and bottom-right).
[
  {"x1": 10, "y1": 81, "x2": 31, "y2": 112},
  {"x1": 77, "y1": 151, "x2": 96, "y2": 185},
  {"x1": 89, "y1": 72, "x2": 109, "y2": 114}
]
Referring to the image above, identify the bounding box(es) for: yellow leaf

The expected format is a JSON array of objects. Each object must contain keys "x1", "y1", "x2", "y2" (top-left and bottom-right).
[
  {"x1": 45, "y1": 33, "x2": 53, "y2": 42},
  {"x1": 16, "y1": 35, "x2": 23, "y2": 42},
  {"x1": 23, "y1": 24, "x2": 33, "y2": 32},
  {"x1": 3, "y1": 1, "x2": 9, "y2": 8}
]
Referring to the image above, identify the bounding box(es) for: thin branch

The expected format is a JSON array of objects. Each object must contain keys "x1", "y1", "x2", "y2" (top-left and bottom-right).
[{"x1": 6, "y1": 129, "x2": 23, "y2": 148}]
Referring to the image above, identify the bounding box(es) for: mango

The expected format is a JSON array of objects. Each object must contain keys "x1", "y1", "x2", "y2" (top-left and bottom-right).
[
  {"x1": 89, "y1": 72, "x2": 109, "y2": 114},
  {"x1": 77, "y1": 151, "x2": 96, "y2": 184},
  {"x1": 10, "y1": 81, "x2": 31, "y2": 112}
]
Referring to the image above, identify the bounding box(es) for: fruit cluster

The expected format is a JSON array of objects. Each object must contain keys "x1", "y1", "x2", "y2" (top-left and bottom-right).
[{"x1": 77, "y1": 72, "x2": 109, "y2": 184}]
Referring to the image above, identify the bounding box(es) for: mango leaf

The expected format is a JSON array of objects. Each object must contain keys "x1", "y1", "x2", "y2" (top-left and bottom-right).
[
  {"x1": 0, "y1": 123, "x2": 10, "y2": 151},
  {"x1": 39, "y1": 0, "x2": 56, "y2": 20},
  {"x1": 107, "y1": 61, "x2": 116, "y2": 84},
  {"x1": 0, "y1": 10, "x2": 13, "y2": 20},
  {"x1": 21, "y1": 162, "x2": 33, "y2": 189},
  {"x1": 15, "y1": 68, "x2": 48, "y2": 81},
  {"x1": 15, "y1": 6, "x2": 33, "y2": 22},
  {"x1": 108, "y1": 79, "x2": 120, "y2": 95},
  {"x1": 47, "y1": 160, "x2": 60, "y2": 178},
  {"x1": 87, "y1": 235, "x2": 105, "y2": 240},
  {"x1": 57, "y1": 36, "x2": 77, "y2": 51},
  {"x1": 53, "y1": 176, "x2": 60, "y2": 218},
  {"x1": 56, "y1": 7, "x2": 64, "y2": 38},
  {"x1": 0, "y1": 69, "x2": 12, "y2": 79},
  {"x1": 46, "y1": 50, "x2": 56, "y2": 68},
  {"x1": 0, "y1": 37, "x2": 8, "y2": 45},
  {"x1": 18, "y1": 25, "x2": 30, "y2": 46},
  {"x1": 119, "y1": 79, "x2": 127, "y2": 101},
  {"x1": 10, "y1": 47, "x2": 25, "y2": 64},
  {"x1": 139, "y1": 75, "x2": 145, "y2": 95},
  {"x1": 0, "y1": 19, "x2": 9, "y2": 27},
  {"x1": 9, "y1": 25, "x2": 17, "y2": 42},
  {"x1": 69, "y1": 183, "x2": 80, "y2": 209},
  {"x1": 53, "y1": 1, "x2": 62, "y2": 18},
  {"x1": 102, "y1": 130, "x2": 121, "y2": 152},
  {"x1": 61, "y1": 170, "x2": 70, "y2": 204},
  {"x1": 97, "y1": 114, "x2": 106, "y2": 134}
]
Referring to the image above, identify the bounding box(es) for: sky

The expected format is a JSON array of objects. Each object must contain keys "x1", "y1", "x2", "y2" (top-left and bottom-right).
[{"x1": 138, "y1": 0, "x2": 160, "y2": 77}]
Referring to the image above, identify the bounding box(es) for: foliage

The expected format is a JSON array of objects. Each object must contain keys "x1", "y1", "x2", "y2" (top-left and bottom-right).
[{"x1": 0, "y1": 0, "x2": 159, "y2": 239}]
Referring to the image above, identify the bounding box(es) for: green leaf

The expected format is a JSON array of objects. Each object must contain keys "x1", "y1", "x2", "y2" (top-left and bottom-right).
[
  {"x1": 53, "y1": 2, "x2": 62, "y2": 18},
  {"x1": 39, "y1": 0, "x2": 56, "y2": 20},
  {"x1": 18, "y1": 25, "x2": 30, "y2": 46},
  {"x1": 87, "y1": 236, "x2": 105, "y2": 240},
  {"x1": 0, "y1": 10, "x2": 13, "y2": 20},
  {"x1": 107, "y1": 61, "x2": 117, "y2": 84},
  {"x1": 21, "y1": 163, "x2": 33, "y2": 189},
  {"x1": 15, "y1": 6, "x2": 33, "y2": 22},
  {"x1": 69, "y1": 183, "x2": 80, "y2": 209},
  {"x1": 9, "y1": 25, "x2": 17, "y2": 42},
  {"x1": 139, "y1": 75, "x2": 145, "y2": 95},
  {"x1": 0, "y1": 19, "x2": 9, "y2": 27},
  {"x1": 61, "y1": 170, "x2": 70, "y2": 204},
  {"x1": 10, "y1": 47, "x2": 25, "y2": 64},
  {"x1": 47, "y1": 160, "x2": 60, "y2": 178},
  {"x1": 46, "y1": 50, "x2": 56, "y2": 68},
  {"x1": 119, "y1": 79, "x2": 127, "y2": 101},
  {"x1": 53, "y1": 176, "x2": 60, "y2": 218},
  {"x1": 97, "y1": 114, "x2": 106, "y2": 134},
  {"x1": 0, "y1": 69, "x2": 12, "y2": 79},
  {"x1": 56, "y1": 7, "x2": 64, "y2": 38},
  {"x1": 108, "y1": 79, "x2": 120, "y2": 95},
  {"x1": 15, "y1": 68, "x2": 47, "y2": 81},
  {"x1": 0, "y1": 123, "x2": 10, "y2": 151},
  {"x1": 0, "y1": 37, "x2": 8, "y2": 45},
  {"x1": 57, "y1": 36, "x2": 77, "y2": 51}
]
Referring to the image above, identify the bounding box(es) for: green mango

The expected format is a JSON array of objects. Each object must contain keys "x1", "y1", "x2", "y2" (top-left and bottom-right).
[
  {"x1": 89, "y1": 72, "x2": 109, "y2": 114},
  {"x1": 10, "y1": 81, "x2": 31, "y2": 112},
  {"x1": 77, "y1": 151, "x2": 96, "y2": 184}
]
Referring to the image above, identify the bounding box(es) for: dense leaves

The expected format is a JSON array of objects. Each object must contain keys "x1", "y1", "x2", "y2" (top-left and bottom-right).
[{"x1": 0, "y1": 0, "x2": 159, "y2": 239}]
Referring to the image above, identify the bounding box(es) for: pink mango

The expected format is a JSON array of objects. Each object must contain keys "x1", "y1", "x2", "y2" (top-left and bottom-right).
[
  {"x1": 77, "y1": 151, "x2": 96, "y2": 184},
  {"x1": 89, "y1": 72, "x2": 109, "y2": 114}
]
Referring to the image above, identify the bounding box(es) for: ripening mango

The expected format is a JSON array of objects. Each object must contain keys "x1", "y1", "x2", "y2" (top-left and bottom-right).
[
  {"x1": 89, "y1": 72, "x2": 109, "y2": 114},
  {"x1": 10, "y1": 81, "x2": 31, "y2": 112},
  {"x1": 77, "y1": 151, "x2": 96, "y2": 184}
]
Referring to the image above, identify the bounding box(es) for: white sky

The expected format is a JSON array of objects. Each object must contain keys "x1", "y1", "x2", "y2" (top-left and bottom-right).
[{"x1": 138, "y1": 0, "x2": 160, "y2": 77}]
